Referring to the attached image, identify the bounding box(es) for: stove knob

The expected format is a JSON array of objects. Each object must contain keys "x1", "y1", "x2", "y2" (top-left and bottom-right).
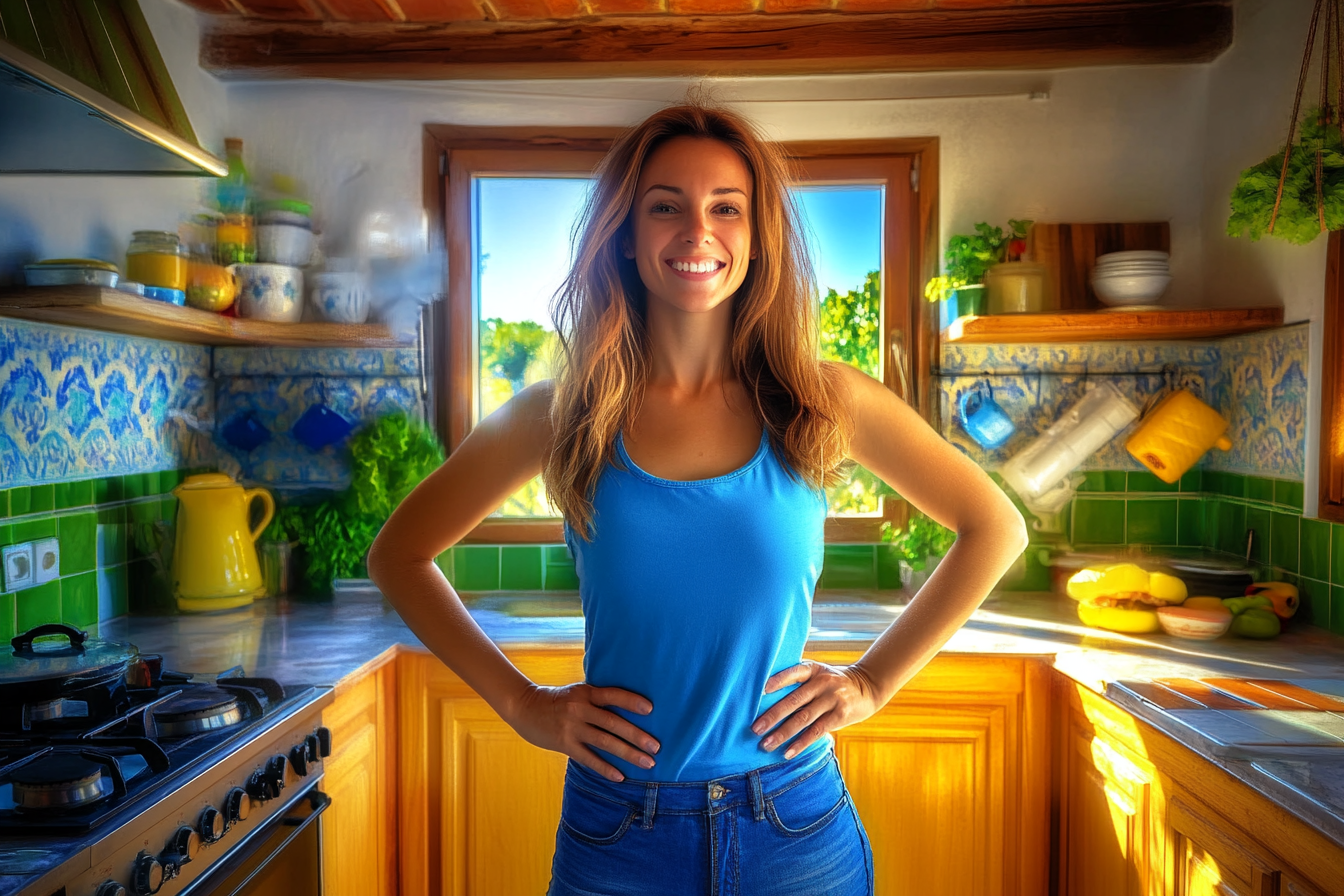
[
  {"x1": 316, "y1": 726, "x2": 333, "y2": 757},
  {"x1": 305, "y1": 733, "x2": 321, "y2": 763},
  {"x1": 266, "y1": 754, "x2": 288, "y2": 792},
  {"x1": 95, "y1": 882, "x2": 128, "y2": 896},
  {"x1": 290, "y1": 743, "x2": 309, "y2": 777},
  {"x1": 130, "y1": 851, "x2": 164, "y2": 895},
  {"x1": 168, "y1": 825, "x2": 201, "y2": 863},
  {"x1": 200, "y1": 805, "x2": 225, "y2": 842},
  {"x1": 246, "y1": 768, "x2": 277, "y2": 803},
  {"x1": 225, "y1": 786, "x2": 251, "y2": 824}
]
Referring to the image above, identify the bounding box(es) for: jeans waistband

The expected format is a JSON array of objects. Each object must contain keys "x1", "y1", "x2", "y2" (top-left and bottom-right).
[{"x1": 565, "y1": 739, "x2": 836, "y2": 819}]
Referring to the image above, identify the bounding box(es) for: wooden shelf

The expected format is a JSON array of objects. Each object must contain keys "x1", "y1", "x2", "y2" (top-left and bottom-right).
[
  {"x1": 0, "y1": 286, "x2": 413, "y2": 347},
  {"x1": 943, "y1": 306, "x2": 1284, "y2": 344}
]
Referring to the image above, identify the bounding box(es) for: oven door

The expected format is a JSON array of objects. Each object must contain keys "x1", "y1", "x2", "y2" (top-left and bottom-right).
[{"x1": 180, "y1": 782, "x2": 330, "y2": 896}]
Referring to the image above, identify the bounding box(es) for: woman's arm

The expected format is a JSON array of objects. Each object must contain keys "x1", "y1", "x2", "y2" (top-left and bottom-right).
[
  {"x1": 367, "y1": 382, "x2": 661, "y2": 781},
  {"x1": 752, "y1": 363, "x2": 1029, "y2": 758}
]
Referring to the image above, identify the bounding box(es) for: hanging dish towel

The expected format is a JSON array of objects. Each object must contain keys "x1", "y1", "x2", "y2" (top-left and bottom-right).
[{"x1": 1125, "y1": 390, "x2": 1232, "y2": 484}]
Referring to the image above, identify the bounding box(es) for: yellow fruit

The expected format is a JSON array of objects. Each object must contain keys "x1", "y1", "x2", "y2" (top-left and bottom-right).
[
  {"x1": 1147, "y1": 572, "x2": 1188, "y2": 605},
  {"x1": 1066, "y1": 563, "x2": 1151, "y2": 602},
  {"x1": 1077, "y1": 602, "x2": 1161, "y2": 634},
  {"x1": 1184, "y1": 596, "x2": 1231, "y2": 614}
]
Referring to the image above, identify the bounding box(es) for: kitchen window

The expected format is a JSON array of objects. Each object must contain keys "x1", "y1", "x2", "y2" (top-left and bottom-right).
[{"x1": 425, "y1": 127, "x2": 937, "y2": 542}]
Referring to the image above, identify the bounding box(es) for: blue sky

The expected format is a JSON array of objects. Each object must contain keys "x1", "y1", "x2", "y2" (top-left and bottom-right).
[{"x1": 476, "y1": 177, "x2": 882, "y2": 328}]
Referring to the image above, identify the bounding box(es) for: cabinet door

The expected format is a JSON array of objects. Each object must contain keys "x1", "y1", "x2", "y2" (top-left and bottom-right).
[
  {"x1": 1062, "y1": 726, "x2": 1153, "y2": 896},
  {"x1": 322, "y1": 657, "x2": 398, "y2": 896},
  {"x1": 1167, "y1": 798, "x2": 1278, "y2": 896},
  {"x1": 400, "y1": 650, "x2": 582, "y2": 896}
]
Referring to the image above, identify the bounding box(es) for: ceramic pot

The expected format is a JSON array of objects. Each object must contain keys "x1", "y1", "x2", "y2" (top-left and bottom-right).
[
  {"x1": 310, "y1": 271, "x2": 370, "y2": 324},
  {"x1": 233, "y1": 263, "x2": 303, "y2": 322},
  {"x1": 257, "y1": 223, "x2": 315, "y2": 267}
]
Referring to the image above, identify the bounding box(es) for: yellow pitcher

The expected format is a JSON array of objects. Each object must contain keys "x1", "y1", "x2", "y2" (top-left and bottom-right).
[
  {"x1": 171, "y1": 473, "x2": 274, "y2": 612},
  {"x1": 1126, "y1": 390, "x2": 1233, "y2": 484}
]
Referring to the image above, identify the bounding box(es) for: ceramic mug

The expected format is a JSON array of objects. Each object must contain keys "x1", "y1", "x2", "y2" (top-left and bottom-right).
[
  {"x1": 233, "y1": 263, "x2": 303, "y2": 322},
  {"x1": 310, "y1": 271, "x2": 370, "y2": 324},
  {"x1": 958, "y1": 380, "x2": 1016, "y2": 449}
]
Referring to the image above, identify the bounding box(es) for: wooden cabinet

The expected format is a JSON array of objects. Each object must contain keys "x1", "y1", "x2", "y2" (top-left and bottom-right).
[
  {"x1": 1167, "y1": 797, "x2": 1278, "y2": 896},
  {"x1": 321, "y1": 653, "x2": 399, "y2": 896},
  {"x1": 1060, "y1": 721, "x2": 1155, "y2": 896},
  {"x1": 396, "y1": 649, "x2": 1051, "y2": 896}
]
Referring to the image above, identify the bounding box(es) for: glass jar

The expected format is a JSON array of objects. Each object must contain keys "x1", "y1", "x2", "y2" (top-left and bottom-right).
[
  {"x1": 215, "y1": 213, "x2": 256, "y2": 265},
  {"x1": 125, "y1": 231, "x2": 189, "y2": 291},
  {"x1": 985, "y1": 262, "x2": 1048, "y2": 314}
]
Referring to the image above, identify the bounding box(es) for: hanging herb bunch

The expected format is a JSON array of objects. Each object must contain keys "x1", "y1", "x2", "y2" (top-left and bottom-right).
[
  {"x1": 1228, "y1": 0, "x2": 1344, "y2": 245},
  {"x1": 1227, "y1": 107, "x2": 1344, "y2": 244}
]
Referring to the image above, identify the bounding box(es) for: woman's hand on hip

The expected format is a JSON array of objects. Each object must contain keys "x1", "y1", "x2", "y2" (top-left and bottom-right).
[
  {"x1": 508, "y1": 683, "x2": 660, "y2": 782},
  {"x1": 751, "y1": 662, "x2": 882, "y2": 759}
]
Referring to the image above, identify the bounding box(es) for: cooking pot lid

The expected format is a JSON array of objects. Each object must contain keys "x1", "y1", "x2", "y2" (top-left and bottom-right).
[
  {"x1": 0, "y1": 623, "x2": 139, "y2": 686},
  {"x1": 176, "y1": 472, "x2": 237, "y2": 491}
]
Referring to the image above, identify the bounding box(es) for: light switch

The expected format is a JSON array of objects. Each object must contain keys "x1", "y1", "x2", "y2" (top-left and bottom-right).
[
  {"x1": 2, "y1": 543, "x2": 35, "y2": 592},
  {"x1": 33, "y1": 538, "x2": 60, "y2": 585}
]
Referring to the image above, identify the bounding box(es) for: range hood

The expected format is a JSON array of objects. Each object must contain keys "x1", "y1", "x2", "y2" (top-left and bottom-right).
[{"x1": 0, "y1": 2, "x2": 225, "y2": 177}]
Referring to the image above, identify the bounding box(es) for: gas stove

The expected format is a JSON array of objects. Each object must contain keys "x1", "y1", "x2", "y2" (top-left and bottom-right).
[{"x1": 0, "y1": 666, "x2": 333, "y2": 896}]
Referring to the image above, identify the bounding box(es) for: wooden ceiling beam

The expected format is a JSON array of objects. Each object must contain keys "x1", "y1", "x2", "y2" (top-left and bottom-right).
[{"x1": 200, "y1": 0, "x2": 1232, "y2": 79}]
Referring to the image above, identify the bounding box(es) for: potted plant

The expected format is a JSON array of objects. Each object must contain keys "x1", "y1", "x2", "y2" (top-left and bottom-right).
[
  {"x1": 1228, "y1": 106, "x2": 1344, "y2": 245},
  {"x1": 925, "y1": 220, "x2": 1031, "y2": 328},
  {"x1": 881, "y1": 514, "x2": 957, "y2": 592}
]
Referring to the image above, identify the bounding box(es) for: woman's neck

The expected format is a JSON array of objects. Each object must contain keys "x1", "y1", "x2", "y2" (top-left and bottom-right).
[{"x1": 644, "y1": 295, "x2": 736, "y2": 394}]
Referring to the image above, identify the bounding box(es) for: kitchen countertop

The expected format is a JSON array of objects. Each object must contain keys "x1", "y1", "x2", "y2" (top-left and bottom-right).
[{"x1": 99, "y1": 586, "x2": 1344, "y2": 849}]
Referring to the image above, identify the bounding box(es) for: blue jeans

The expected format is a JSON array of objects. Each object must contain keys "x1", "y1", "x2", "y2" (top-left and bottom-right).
[{"x1": 547, "y1": 745, "x2": 874, "y2": 896}]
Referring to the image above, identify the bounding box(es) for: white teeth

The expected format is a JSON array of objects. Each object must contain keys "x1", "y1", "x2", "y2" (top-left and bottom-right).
[{"x1": 672, "y1": 260, "x2": 719, "y2": 273}]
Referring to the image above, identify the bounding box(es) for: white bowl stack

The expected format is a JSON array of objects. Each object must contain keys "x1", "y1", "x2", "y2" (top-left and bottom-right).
[{"x1": 1090, "y1": 250, "x2": 1171, "y2": 309}]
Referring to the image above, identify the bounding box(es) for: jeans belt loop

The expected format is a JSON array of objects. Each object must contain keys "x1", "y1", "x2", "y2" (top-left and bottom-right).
[
  {"x1": 748, "y1": 769, "x2": 765, "y2": 822},
  {"x1": 642, "y1": 782, "x2": 658, "y2": 830}
]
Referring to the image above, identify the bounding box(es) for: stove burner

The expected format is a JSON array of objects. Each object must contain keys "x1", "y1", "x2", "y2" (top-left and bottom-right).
[
  {"x1": 152, "y1": 688, "x2": 244, "y2": 737},
  {"x1": 10, "y1": 755, "x2": 113, "y2": 810}
]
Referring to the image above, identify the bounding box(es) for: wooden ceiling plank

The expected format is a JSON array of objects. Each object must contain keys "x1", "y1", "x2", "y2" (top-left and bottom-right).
[
  {"x1": 200, "y1": 0, "x2": 1233, "y2": 79},
  {"x1": 232, "y1": 0, "x2": 325, "y2": 18},
  {"x1": 317, "y1": 0, "x2": 404, "y2": 20}
]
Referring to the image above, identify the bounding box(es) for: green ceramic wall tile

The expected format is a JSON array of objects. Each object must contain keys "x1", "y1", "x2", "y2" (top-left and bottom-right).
[
  {"x1": 1332, "y1": 586, "x2": 1344, "y2": 636},
  {"x1": 877, "y1": 545, "x2": 902, "y2": 589},
  {"x1": 1244, "y1": 506, "x2": 1271, "y2": 564},
  {"x1": 58, "y1": 512, "x2": 97, "y2": 575},
  {"x1": 96, "y1": 524, "x2": 127, "y2": 567},
  {"x1": 61, "y1": 572, "x2": 98, "y2": 627},
  {"x1": 1270, "y1": 512, "x2": 1300, "y2": 573},
  {"x1": 1274, "y1": 479, "x2": 1305, "y2": 510},
  {"x1": 1177, "y1": 499, "x2": 1204, "y2": 547},
  {"x1": 435, "y1": 549, "x2": 454, "y2": 584},
  {"x1": 160, "y1": 469, "x2": 183, "y2": 492},
  {"x1": 1222, "y1": 473, "x2": 1247, "y2": 499},
  {"x1": 0, "y1": 594, "x2": 13, "y2": 641},
  {"x1": 545, "y1": 545, "x2": 571, "y2": 564},
  {"x1": 1297, "y1": 577, "x2": 1329, "y2": 628},
  {"x1": 1202, "y1": 500, "x2": 1221, "y2": 552},
  {"x1": 1102, "y1": 472, "x2": 1127, "y2": 492},
  {"x1": 1202, "y1": 471, "x2": 1226, "y2": 496},
  {"x1": 820, "y1": 546, "x2": 877, "y2": 589},
  {"x1": 1126, "y1": 499, "x2": 1178, "y2": 545},
  {"x1": 13, "y1": 518, "x2": 56, "y2": 543},
  {"x1": 129, "y1": 500, "x2": 159, "y2": 527},
  {"x1": 1072, "y1": 498, "x2": 1125, "y2": 545},
  {"x1": 1077, "y1": 472, "x2": 1109, "y2": 493},
  {"x1": 28, "y1": 485, "x2": 54, "y2": 513},
  {"x1": 454, "y1": 545, "x2": 499, "y2": 591},
  {"x1": 97, "y1": 506, "x2": 125, "y2": 525},
  {"x1": 1178, "y1": 469, "x2": 1203, "y2": 492},
  {"x1": 143, "y1": 471, "x2": 162, "y2": 496},
  {"x1": 1127, "y1": 471, "x2": 1178, "y2": 493},
  {"x1": 93, "y1": 476, "x2": 122, "y2": 505},
  {"x1": 97, "y1": 564, "x2": 129, "y2": 620},
  {"x1": 1216, "y1": 501, "x2": 1246, "y2": 555},
  {"x1": 1331, "y1": 524, "x2": 1344, "y2": 585},
  {"x1": 0, "y1": 490, "x2": 8, "y2": 519},
  {"x1": 501, "y1": 545, "x2": 544, "y2": 591},
  {"x1": 8, "y1": 487, "x2": 30, "y2": 516},
  {"x1": 1246, "y1": 477, "x2": 1275, "y2": 504},
  {"x1": 54, "y1": 479, "x2": 93, "y2": 509},
  {"x1": 123, "y1": 474, "x2": 149, "y2": 500},
  {"x1": 160, "y1": 498, "x2": 177, "y2": 525},
  {"x1": 1300, "y1": 519, "x2": 1331, "y2": 582},
  {"x1": 16, "y1": 580, "x2": 60, "y2": 632},
  {"x1": 544, "y1": 559, "x2": 579, "y2": 591}
]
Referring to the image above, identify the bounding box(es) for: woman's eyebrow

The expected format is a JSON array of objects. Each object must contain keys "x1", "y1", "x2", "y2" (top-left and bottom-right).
[{"x1": 642, "y1": 184, "x2": 748, "y2": 198}]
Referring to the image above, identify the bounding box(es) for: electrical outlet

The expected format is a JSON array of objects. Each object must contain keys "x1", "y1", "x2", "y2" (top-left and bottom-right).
[
  {"x1": 33, "y1": 538, "x2": 60, "y2": 585},
  {"x1": 2, "y1": 543, "x2": 35, "y2": 592}
]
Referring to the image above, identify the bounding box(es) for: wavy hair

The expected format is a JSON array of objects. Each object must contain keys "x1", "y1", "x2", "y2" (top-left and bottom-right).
[{"x1": 545, "y1": 103, "x2": 852, "y2": 536}]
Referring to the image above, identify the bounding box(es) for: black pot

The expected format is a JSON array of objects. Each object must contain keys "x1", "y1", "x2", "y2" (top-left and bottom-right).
[{"x1": 0, "y1": 623, "x2": 140, "y2": 707}]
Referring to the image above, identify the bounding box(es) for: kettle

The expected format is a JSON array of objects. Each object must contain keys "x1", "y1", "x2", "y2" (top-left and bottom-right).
[
  {"x1": 1126, "y1": 390, "x2": 1232, "y2": 484},
  {"x1": 171, "y1": 473, "x2": 274, "y2": 612}
]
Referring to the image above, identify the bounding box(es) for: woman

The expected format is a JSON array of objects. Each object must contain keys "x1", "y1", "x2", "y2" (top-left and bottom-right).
[{"x1": 368, "y1": 103, "x2": 1027, "y2": 895}]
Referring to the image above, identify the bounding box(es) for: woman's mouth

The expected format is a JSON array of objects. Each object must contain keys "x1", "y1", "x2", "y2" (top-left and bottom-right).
[{"x1": 667, "y1": 258, "x2": 726, "y2": 279}]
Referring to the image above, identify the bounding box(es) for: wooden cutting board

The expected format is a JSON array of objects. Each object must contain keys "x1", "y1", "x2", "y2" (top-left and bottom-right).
[{"x1": 1029, "y1": 222, "x2": 1170, "y2": 310}]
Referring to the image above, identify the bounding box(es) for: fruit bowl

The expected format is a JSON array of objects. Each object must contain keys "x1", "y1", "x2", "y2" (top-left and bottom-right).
[{"x1": 1157, "y1": 605, "x2": 1232, "y2": 640}]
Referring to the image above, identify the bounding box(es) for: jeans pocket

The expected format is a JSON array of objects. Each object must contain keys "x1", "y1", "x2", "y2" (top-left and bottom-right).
[
  {"x1": 764, "y1": 761, "x2": 848, "y2": 837},
  {"x1": 558, "y1": 781, "x2": 637, "y2": 847}
]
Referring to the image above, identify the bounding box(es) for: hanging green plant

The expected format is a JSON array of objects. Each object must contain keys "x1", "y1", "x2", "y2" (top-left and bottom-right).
[{"x1": 1228, "y1": 107, "x2": 1344, "y2": 245}]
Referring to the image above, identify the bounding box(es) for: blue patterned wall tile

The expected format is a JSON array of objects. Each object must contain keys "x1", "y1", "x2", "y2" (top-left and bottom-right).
[
  {"x1": 212, "y1": 347, "x2": 421, "y2": 377},
  {"x1": 940, "y1": 341, "x2": 1219, "y2": 376},
  {"x1": 0, "y1": 320, "x2": 212, "y2": 487},
  {"x1": 1205, "y1": 324, "x2": 1308, "y2": 479}
]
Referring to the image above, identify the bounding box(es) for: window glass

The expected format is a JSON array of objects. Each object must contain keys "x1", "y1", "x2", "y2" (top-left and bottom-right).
[{"x1": 793, "y1": 185, "x2": 890, "y2": 516}]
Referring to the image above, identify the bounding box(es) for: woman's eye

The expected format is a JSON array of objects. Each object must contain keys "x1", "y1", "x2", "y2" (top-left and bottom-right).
[
  {"x1": 650, "y1": 202, "x2": 676, "y2": 213},
  {"x1": 717, "y1": 205, "x2": 742, "y2": 216}
]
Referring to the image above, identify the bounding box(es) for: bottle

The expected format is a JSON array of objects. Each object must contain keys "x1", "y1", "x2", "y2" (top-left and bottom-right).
[{"x1": 216, "y1": 138, "x2": 251, "y2": 215}]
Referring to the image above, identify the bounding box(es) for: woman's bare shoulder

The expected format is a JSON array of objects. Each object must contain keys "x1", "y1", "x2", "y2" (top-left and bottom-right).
[{"x1": 482, "y1": 379, "x2": 556, "y2": 445}]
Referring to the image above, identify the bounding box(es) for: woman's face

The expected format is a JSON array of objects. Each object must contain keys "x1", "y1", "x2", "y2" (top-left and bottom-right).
[{"x1": 625, "y1": 136, "x2": 755, "y2": 316}]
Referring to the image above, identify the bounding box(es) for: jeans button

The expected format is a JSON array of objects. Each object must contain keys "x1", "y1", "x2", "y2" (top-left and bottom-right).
[{"x1": 708, "y1": 783, "x2": 726, "y2": 800}]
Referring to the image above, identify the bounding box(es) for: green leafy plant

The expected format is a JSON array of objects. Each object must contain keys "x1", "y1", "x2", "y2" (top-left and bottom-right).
[
  {"x1": 819, "y1": 269, "x2": 881, "y2": 377},
  {"x1": 881, "y1": 514, "x2": 957, "y2": 571},
  {"x1": 1228, "y1": 107, "x2": 1344, "y2": 245},
  {"x1": 924, "y1": 219, "x2": 1032, "y2": 303},
  {"x1": 480, "y1": 318, "x2": 549, "y2": 394}
]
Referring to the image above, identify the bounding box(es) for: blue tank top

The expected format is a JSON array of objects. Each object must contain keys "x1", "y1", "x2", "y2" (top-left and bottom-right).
[{"x1": 565, "y1": 429, "x2": 829, "y2": 782}]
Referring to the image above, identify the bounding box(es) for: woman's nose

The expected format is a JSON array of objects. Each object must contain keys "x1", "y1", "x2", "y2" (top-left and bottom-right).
[{"x1": 682, "y1": 211, "x2": 714, "y2": 244}]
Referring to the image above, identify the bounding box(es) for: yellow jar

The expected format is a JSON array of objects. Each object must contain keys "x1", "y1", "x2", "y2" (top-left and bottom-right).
[
  {"x1": 126, "y1": 231, "x2": 189, "y2": 290},
  {"x1": 985, "y1": 261, "x2": 1048, "y2": 314},
  {"x1": 215, "y1": 214, "x2": 256, "y2": 265}
]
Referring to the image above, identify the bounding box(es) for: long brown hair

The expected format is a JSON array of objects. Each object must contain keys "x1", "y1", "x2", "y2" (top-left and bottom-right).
[{"x1": 545, "y1": 103, "x2": 852, "y2": 536}]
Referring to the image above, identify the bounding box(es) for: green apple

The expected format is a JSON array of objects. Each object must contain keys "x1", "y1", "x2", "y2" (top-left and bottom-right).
[{"x1": 1230, "y1": 608, "x2": 1281, "y2": 639}]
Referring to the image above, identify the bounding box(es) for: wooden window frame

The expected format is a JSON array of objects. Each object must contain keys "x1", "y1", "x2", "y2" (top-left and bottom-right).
[
  {"x1": 1319, "y1": 230, "x2": 1344, "y2": 521},
  {"x1": 423, "y1": 125, "x2": 939, "y2": 544}
]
